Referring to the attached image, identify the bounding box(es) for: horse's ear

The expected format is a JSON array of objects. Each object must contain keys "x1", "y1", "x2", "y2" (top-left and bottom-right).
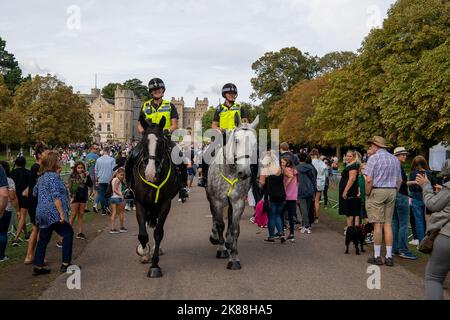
[
  {"x1": 139, "y1": 113, "x2": 150, "y2": 131},
  {"x1": 158, "y1": 117, "x2": 166, "y2": 132},
  {"x1": 234, "y1": 112, "x2": 241, "y2": 128},
  {"x1": 249, "y1": 115, "x2": 259, "y2": 130}
]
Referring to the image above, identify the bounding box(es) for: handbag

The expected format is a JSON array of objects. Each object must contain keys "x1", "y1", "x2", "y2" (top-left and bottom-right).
[{"x1": 418, "y1": 230, "x2": 440, "y2": 254}]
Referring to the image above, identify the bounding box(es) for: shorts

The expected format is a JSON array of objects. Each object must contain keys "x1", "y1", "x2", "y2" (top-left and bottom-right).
[
  {"x1": 110, "y1": 197, "x2": 124, "y2": 205},
  {"x1": 366, "y1": 188, "x2": 396, "y2": 224},
  {"x1": 187, "y1": 167, "x2": 195, "y2": 176},
  {"x1": 17, "y1": 195, "x2": 29, "y2": 210}
]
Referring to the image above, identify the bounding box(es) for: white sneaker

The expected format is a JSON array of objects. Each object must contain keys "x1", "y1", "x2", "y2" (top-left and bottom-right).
[
  {"x1": 314, "y1": 218, "x2": 319, "y2": 224},
  {"x1": 409, "y1": 239, "x2": 419, "y2": 246},
  {"x1": 125, "y1": 204, "x2": 131, "y2": 211},
  {"x1": 178, "y1": 198, "x2": 182, "y2": 202},
  {"x1": 249, "y1": 217, "x2": 255, "y2": 224},
  {"x1": 301, "y1": 227, "x2": 311, "y2": 234},
  {"x1": 0, "y1": 256, "x2": 9, "y2": 262}
]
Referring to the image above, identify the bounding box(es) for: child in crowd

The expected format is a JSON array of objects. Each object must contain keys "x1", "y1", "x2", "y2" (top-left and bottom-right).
[{"x1": 110, "y1": 168, "x2": 127, "y2": 234}]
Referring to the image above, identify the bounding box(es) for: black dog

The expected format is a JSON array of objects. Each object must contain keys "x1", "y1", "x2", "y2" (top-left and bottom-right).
[{"x1": 345, "y1": 225, "x2": 365, "y2": 255}]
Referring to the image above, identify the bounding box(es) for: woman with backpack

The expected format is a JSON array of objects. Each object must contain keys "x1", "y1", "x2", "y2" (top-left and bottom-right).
[{"x1": 259, "y1": 151, "x2": 286, "y2": 243}]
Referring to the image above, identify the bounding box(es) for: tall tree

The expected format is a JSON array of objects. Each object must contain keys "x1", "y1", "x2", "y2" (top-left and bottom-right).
[
  {"x1": 0, "y1": 37, "x2": 23, "y2": 90},
  {"x1": 270, "y1": 76, "x2": 329, "y2": 145},
  {"x1": 250, "y1": 47, "x2": 320, "y2": 102},
  {"x1": 101, "y1": 82, "x2": 122, "y2": 100},
  {"x1": 0, "y1": 76, "x2": 26, "y2": 146},
  {"x1": 13, "y1": 74, "x2": 94, "y2": 145},
  {"x1": 308, "y1": 0, "x2": 450, "y2": 151},
  {"x1": 122, "y1": 78, "x2": 150, "y2": 101},
  {"x1": 319, "y1": 51, "x2": 357, "y2": 74}
]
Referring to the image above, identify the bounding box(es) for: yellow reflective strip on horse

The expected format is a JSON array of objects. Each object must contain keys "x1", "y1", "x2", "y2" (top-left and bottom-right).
[
  {"x1": 138, "y1": 161, "x2": 172, "y2": 203},
  {"x1": 220, "y1": 172, "x2": 238, "y2": 197}
]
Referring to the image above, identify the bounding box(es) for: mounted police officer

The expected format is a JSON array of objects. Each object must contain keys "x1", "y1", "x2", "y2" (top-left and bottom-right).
[
  {"x1": 199, "y1": 83, "x2": 246, "y2": 187},
  {"x1": 125, "y1": 78, "x2": 188, "y2": 202}
]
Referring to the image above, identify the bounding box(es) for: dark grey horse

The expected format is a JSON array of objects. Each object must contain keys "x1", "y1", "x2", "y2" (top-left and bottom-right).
[
  {"x1": 206, "y1": 114, "x2": 259, "y2": 270},
  {"x1": 133, "y1": 116, "x2": 178, "y2": 278}
]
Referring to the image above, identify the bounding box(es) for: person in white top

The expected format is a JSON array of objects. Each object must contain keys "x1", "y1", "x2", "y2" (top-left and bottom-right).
[
  {"x1": 310, "y1": 149, "x2": 328, "y2": 224},
  {"x1": 109, "y1": 167, "x2": 127, "y2": 234}
]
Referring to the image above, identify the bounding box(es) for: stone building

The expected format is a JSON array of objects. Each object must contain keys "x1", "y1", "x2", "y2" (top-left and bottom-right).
[
  {"x1": 79, "y1": 87, "x2": 141, "y2": 143},
  {"x1": 79, "y1": 87, "x2": 209, "y2": 143},
  {"x1": 171, "y1": 97, "x2": 209, "y2": 129}
]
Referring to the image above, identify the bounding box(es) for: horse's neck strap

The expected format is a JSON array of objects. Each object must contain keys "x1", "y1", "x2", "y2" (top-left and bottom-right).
[
  {"x1": 138, "y1": 161, "x2": 172, "y2": 203},
  {"x1": 220, "y1": 172, "x2": 238, "y2": 197}
]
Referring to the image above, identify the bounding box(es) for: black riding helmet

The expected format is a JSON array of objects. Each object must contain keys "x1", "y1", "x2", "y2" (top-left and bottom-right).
[
  {"x1": 148, "y1": 78, "x2": 166, "y2": 93},
  {"x1": 221, "y1": 83, "x2": 238, "y2": 98}
]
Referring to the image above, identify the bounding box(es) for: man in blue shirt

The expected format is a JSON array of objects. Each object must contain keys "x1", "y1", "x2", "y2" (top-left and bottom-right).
[{"x1": 95, "y1": 147, "x2": 116, "y2": 215}]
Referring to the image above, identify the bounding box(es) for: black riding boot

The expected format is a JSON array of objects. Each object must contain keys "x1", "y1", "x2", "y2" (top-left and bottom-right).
[
  {"x1": 124, "y1": 144, "x2": 142, "y2": 200},
  {"x1": 177, "y1": 163, "x2": 188, "y2": 202}
]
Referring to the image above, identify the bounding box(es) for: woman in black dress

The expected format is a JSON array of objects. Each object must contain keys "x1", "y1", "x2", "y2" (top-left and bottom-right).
[
  {"x1": 11, "y1": 156, "x2": 30, "y2": 246},
  {"x1": 339, "y1": 150, "x2": 361, "y2": 229},
  {"x1": 24, "y1": 142, "x2": 48, "y2": 264},
  {"x1": 68, "y1": 161, "x2": 93, "y2": 240}
]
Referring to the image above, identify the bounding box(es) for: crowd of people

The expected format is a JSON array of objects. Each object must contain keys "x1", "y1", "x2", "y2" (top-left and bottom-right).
[
  {"x1": 0, "y1": 141, "x2": 135, "y2": 276},
  {"x1": 247, "y1": 136, "x2": 450, "y2": 300},
  {"x1": 0, "y1": 134, "x2": 449, "y2": 299}
]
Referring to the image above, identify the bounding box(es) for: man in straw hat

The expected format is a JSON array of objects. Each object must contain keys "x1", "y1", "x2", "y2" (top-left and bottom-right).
[
  {"x1": 364, "y1": 136, "x2": 402, "y2": 267},
  {"x1": 392, "y1": 147, "x2": 417, "y2": 260}
]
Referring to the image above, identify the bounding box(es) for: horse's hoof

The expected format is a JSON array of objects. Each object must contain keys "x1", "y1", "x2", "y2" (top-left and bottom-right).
[
  {"x1": 148, "y1": 267, "x2": 163, "y2": 278},
  {"x1": 140, "y1": 255, "x2": 150, "y2": 264},
  {"x1": 216, "y1": 250, "x2": 229, "y2": 259},
  {"x1": 136, "y1": 244, "x2": 149, "y2": 257},
  {"x1": 227, "y1": 261, "x2": 241, "y2": 270},
  {"x1": 209, "y1": 236, "x2": 220, "y2": 245}
]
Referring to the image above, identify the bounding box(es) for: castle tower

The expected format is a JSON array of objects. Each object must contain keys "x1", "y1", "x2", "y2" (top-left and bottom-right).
[
  {"x1": 114, "y1": 87, "x2": 135, "y2": 142},
  {"x1": 171, "y1": 97, "x2": 185, "y2": 128},
  {"x1": 195, "y1": 97, "x2": 209, "y2": 127}
]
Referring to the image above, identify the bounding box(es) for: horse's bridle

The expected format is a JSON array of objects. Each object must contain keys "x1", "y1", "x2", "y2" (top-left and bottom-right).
[{"x1": 228, "y1": 127, "x2": 252, "y2": 165}]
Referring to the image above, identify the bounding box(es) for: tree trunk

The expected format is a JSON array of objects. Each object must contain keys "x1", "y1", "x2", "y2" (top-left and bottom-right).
[
  {"x1": 6, "y1": 144, "x2": 10, "y2": 160},
  {"x1": 336, "y1": 145, "x2": 341, "y2": 160}
]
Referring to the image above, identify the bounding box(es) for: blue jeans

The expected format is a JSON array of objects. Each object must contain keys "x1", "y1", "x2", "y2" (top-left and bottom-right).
[
  {"x1": 96, "y1": 183, "x2": 110, "y2": 212},
  {"x1": 392, "y1": 193, "x2": 413, "y2": 254},
  {"x1": 268, "y1": 201, "x2": 285, "y2": 238},
  {"x1": 411, "y1": 198, "x2": 426, "y2": 242},
  {"x1": 283, "y1": 200, "x2": 297, "y2": 234},
  {"x1": 0, "y1": 210, "x2": 12, "y2": 259},
  {"x1": 34, "y1": 221, "x2": 74, "y2": 267}
]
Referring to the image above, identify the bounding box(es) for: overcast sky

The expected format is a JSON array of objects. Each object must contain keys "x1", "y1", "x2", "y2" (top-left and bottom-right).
[{"x1": 1, "y1": 0, "x2": 395, "y2": 107}]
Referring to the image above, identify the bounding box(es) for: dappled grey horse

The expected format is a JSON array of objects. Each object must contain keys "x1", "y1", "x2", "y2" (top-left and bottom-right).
[{"x1": 206, "y1": 114, "x2": 259, "y2": 270}]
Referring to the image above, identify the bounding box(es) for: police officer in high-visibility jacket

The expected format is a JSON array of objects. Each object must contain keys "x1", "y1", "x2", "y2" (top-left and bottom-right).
[
  {"x1": 125, "y1": 78, "x2": 188, "y2": 201},
  {"x1": 199, "y1": 83, "x2": 249, "y2": 188}
]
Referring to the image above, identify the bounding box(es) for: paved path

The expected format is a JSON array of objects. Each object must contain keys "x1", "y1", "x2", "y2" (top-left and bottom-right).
[{"x1": 41, "y1": 186, "x2": 426, "y2": 300}]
